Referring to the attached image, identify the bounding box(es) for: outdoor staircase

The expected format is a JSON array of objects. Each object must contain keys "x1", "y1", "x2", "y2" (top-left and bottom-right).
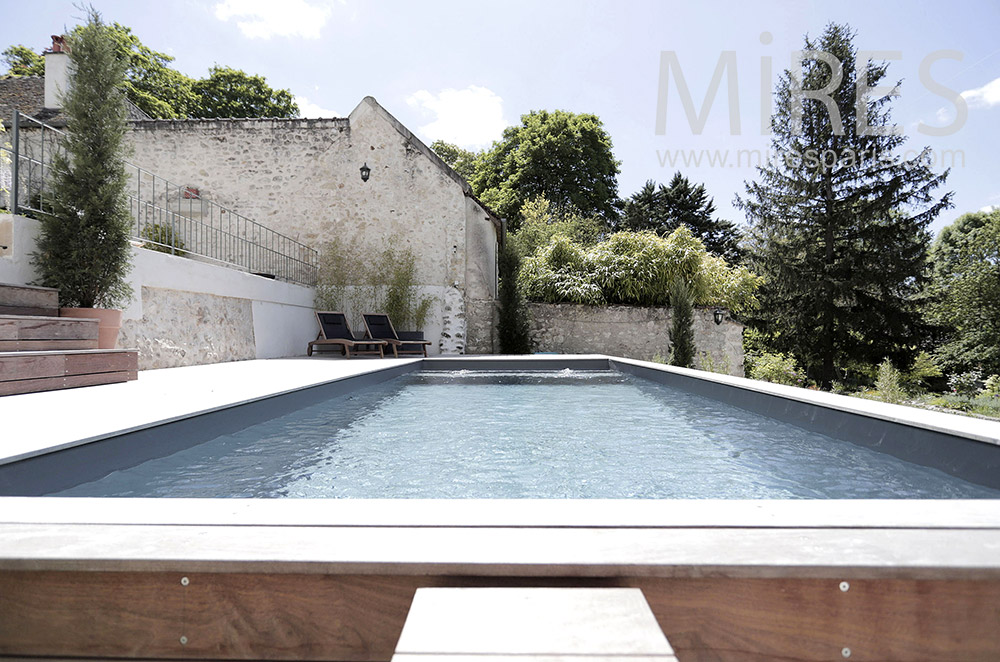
[{"x1": 0, "y1": 283, "x2": 138, "y2": 396}]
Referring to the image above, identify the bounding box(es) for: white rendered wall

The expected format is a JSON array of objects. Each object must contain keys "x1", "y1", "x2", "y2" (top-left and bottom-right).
[{"x1": 0, "y1": 214, "x2": 317, "y2": 369}]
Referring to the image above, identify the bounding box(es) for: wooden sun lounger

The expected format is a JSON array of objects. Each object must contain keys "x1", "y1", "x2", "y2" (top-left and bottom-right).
[
  {"x1": 307, "y1": 311, "x2": 386, "y2": 358},
  {"x1": 362, "y1": 313, "x2": 432, "y2": 357}
]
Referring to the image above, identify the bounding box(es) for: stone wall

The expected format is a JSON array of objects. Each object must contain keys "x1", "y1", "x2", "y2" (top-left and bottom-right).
[
  {"x1": 126, "y1": 97, "x2": 499, "y2": 355},
  {"x1": 528, "y1": 303, "x2": 745, "y2": 376}
]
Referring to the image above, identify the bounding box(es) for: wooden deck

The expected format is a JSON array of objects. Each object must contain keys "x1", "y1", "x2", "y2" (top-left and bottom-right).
[
  {"x1": 1, "y1": 499, "x2": 998, "y2": 661},
  {"x1": 0, "y1": 349, "x2": 138, "y2": 395}
]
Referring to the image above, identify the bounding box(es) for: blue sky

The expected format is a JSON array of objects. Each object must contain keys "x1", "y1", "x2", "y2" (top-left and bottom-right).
[{"x1": 2, "y1": 0, "x2": 998, "y2": 234}]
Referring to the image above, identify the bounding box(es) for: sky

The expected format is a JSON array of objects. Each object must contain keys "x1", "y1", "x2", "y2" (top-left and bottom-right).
[{"x1": 1, "y1": 0, "x2": 998, "y2": 235}]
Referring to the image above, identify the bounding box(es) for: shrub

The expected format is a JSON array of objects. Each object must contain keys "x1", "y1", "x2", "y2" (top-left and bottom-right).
[
  {"x1": 668, "y1": 278, "x2": 695, "y2": 368},
  {"x1": 948, "y1": 369, "x2": 983, "y2": 397},
  {"x1": 874, "y1": 359, "x2": 907, "y2": 404},
  {"x1": 510, "y1": 196, "x2": 604, "y2": 257},
  {"x1": 140, "y1": 222, "x2": 186, "y2": 256},
  {"x1": 519, "y1": 226, "x2": 761, "y2": 312},
  {"x1": 981, "y1": 374, "x2": 1000, "y2": 399},
  {"x1": 902, "y1": 351, "x2": 942, "y2": 391},
  {"x1": 697, "y1": 351, "x2": 731, "y2": 375},
  {"x1": 749, "y1": 352, "x2": 807, "y2": 387},
  {"x1": 315, "y1": 238, "x2": 433, "y2": 332}
]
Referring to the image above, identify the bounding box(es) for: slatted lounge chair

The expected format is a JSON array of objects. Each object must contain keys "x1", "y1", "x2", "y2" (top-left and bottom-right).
[
  {"x1": 363, "y1": 313, "x2": 432, "y2": 357},
  {"x1": 307, "y1": 311, "x2": 387, "y2": 358}
]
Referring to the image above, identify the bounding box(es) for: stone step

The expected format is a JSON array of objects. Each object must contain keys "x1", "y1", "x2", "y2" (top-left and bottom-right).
[
  {"x1": 0, "y1": 349, "x2": 138, "y2": 396},
  {"x1": 0, "y1": 314, "x2": 100, "y2": 351},
  {"x1": 0, "y1": 283, "x2": 60, "y2": 317}
]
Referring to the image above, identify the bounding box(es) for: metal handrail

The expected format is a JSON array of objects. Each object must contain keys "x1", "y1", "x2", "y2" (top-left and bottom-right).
[{"x1": 4, "y1": 111, "x2": 318, "y2": 285}]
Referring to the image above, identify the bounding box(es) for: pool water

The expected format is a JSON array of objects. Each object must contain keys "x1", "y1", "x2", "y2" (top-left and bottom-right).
[{"x1": 54, "y1": 370, "x2": 1000, "y2": 499}]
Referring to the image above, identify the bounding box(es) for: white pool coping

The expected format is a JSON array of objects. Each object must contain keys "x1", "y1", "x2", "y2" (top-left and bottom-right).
[{"x1": 0, "y1": 355, "x2": 421, "y2": 465}]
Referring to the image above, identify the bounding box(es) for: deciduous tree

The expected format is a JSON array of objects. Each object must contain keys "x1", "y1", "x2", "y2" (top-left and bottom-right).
[
  {"x1": 191, "y1": 66, "x2": 298, "y2": 119},
  {"x1": 430, "y1": 140, "x2": 479, "y2": 182},
  {"x1": 2, "y1": 44, "x2": 44, "y2": 76},
  {"x1": 472, "y1": 110, "x2": 619, "y2": 229}
]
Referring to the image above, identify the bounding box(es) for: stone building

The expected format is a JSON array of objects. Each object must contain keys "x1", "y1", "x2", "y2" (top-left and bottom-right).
[
  {"x1": 2, "y1": 41, "x2": 501, "y2": 356},
  {"x1": 126, "y1": 98, "x2": 501, "y2": 354}
]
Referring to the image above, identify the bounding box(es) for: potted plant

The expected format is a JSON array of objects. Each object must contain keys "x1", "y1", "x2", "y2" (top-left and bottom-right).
[{"x1": 32, "y1": 10, "x2": 133, "y2": 348}]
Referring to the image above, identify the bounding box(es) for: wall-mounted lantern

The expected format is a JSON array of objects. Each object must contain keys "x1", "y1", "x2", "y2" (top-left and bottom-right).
[
  {"x1": 713, "y1": 308, "x2": 726, "y2": 325},
  {"x1": 360, "y1": 163, "x2": 371, "y2": 182}
]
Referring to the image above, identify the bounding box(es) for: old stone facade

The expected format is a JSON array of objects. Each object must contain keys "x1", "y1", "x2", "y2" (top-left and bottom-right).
[
  {"x1": 125, "y1": 97, "x2": 500, "y2": 355},
  {"x1": 528, "y1": 303, "x2": 745, "y2": 376}
]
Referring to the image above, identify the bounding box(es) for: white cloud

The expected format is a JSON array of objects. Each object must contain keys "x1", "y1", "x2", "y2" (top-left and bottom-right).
[
  {"x1": 214, "y1": 0, "x2": 333, "y2": 40},
  {"x1": 295, "y1": 96, "x2": 339, "y2": 119},
  {"x1": 932, "y1": 75, "x2": 1000, "y2": 124},
  {"x1": 980, "y1": 205, "x2": 997, "y2": 213},
  {"x1": 962, "y1": 76, "x2": 1000, "y2": 109},
  {"x1": 405, "y1": 85, "x2": 508, "y2": 148}
]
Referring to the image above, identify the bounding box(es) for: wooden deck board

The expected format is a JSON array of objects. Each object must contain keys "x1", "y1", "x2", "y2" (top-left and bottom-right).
[{"x1": 0, "y1": 315, "x2": 100, "y2": 341}]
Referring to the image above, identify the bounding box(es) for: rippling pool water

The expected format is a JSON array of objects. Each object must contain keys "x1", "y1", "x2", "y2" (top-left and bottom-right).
[{"x1": 55, "y1": 370, "x2": 1000, "y2": 498}]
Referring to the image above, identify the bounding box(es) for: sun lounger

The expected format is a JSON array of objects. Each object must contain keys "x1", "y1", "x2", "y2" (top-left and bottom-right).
[
  {"x1": 363, "y1": 313, "x2": 432, "y2": 357},
  {"x1": 307, "y1": 311, "x2": 387, "y2": 358}
]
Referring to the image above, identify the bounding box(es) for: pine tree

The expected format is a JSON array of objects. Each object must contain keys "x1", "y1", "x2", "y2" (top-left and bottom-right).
[
  {"x1": 32, "y1": 9, "x2": 133, "y2": 309},
  {"x1": 668, "y1": 278, "x2": 696, "y2": 368},
  {"x1": 736, "y1": 23, "x2": 951, "y2": 388},
  {"x1": 621, "y1": 173, "x2": 742, "y2": 263},
  {"x1": 497, "y1": 238, "x2": 533, "y2": 354}
]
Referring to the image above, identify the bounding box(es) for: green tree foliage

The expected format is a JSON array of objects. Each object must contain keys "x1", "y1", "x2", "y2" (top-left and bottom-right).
[
  {"x1": 510, "y1": 196, "x2": 605, "y2": 258},
  {"x1": 2, "y1": 44, "x2": 45, "y2": 76},
  {"x1": 519, "y1": 226, "x2": 761, "y2": 312},
  {"x1": 472, "y1": 110, "x2": 620, "y2": 229},
  {"x1": 3, "y1": 25, "x2": 298, "y2": 119},
  {"x1": 736, "y1": 23, "x2": 951, "y2": 388},
  {"x1": 430, "y1": 140, "x2": 479, "y2": 182},
  {"x1": 497, "y1": 239, "x2": 533, "y2": 354},
  {"x1": 100, "y1": 23, "x2": 198, "y2": 119},
  {"x1": 32, "y1": 9, "x2": 133, "y2": 309},
  {"x1": 191, "y1": 66, "x2": 298, "y2": 119},
  {"x1": 620, "y1": 174, "x2": 742, "y2": 263},
  {"x1": 927, "y1": 208, "x2": 1000, "y2": 375},
  {"x1": 668, "y1": 278, "x2": 696, "y2": 368}
]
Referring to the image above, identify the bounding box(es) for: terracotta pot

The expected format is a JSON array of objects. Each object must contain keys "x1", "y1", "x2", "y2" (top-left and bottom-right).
[{"x1": 60, "y1": 307, "x2": 122, "y2": 349}]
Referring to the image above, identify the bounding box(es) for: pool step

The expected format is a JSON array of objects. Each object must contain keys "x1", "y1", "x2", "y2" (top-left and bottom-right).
[
  {"x1": 0, "y1": 283, "x2": 60, "y2": 317},
  {"x1": 0, "y1": 349, "x2": 138, "y2": 396},
  {"x1": 0, "y1": 314, "x2": 100, "y2": 351},
  {"x1": 393, "y1": 588, "x2": 676, "y2": 662}
]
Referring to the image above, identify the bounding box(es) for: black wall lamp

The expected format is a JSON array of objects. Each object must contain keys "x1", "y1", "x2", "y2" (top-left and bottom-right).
[
  {"x1": 360, "y1": 163, "x2": 371, "y2": 182},
  {"x1": 713, "y1": 308, "x2": 726, "y2": 325}
]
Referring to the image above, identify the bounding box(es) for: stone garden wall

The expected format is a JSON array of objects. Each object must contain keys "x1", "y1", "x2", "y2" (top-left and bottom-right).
[{"x1": 527, "y1": 303, "x2": 745, "y2": 376}]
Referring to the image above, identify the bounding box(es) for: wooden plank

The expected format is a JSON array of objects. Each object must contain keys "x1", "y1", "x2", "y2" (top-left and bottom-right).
[
  {"x1": 3, "y1": 524, "x2": 1000, "y2": 579},
  {"x1": 0, "y1": 284, "x2": 59, "y2": 309},
  {"x1": 0, "y1": 316, "x2": 100, "y2": 341},
  {"x1": 0, "y1": 354, "x2": 64, "y2": 381},
  {"x1": 3, "y1": 498, "x2": 1000, "y2": 530},
  {"x1": 1, "y1": 572, "x2": 998, "y2": 661},
  {"x1": 64, "y1": 351, "x2": 137, "y2": 375},
  {"x1": 0, "y1": 339, "x2": 100, "y2": 351},
  {"x1": 0, "y1": 370, "x2": 137, "y2": 396},
  {"x1": 0, "y1": 305, "x2": 60, "y2": 317}
]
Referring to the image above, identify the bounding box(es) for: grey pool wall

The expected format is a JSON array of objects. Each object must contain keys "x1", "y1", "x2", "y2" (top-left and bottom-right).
[{"x1": 1, "y1": 354, "x2": 998, "y2": 496}]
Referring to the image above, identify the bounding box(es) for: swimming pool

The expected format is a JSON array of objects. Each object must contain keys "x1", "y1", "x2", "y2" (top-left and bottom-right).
[
  {"x1": 41, "y1": 367, "x2": 1000, "y2": 499},
  {"x1": 2, "y1": 356, "x2": 1000, "y2": 661}
]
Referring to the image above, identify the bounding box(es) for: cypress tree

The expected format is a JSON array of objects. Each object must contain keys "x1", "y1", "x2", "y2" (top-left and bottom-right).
[
  {"x1": 497, "y1": 238, "x2": 532, "y2": 354},
  {"x1": 32, "y1": 8, "x2": 133, "y2": 309},
  {"x1": 736, "y1": 23, "x2": 951, "y2": 388},
  {"x1": 668, "y1": 278, "x2": 696, "y2": 368}
]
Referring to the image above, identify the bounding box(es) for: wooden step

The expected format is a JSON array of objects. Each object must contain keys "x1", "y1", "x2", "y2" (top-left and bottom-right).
[
  {"x1": 0, "y1": 349, "x2": 138, "y2": 396},
  {"x1": 0, "y1": 283, "x2": 60, "y2": 317},
  {"x1": 0, "y1": 314, "x2": 100, "y2": 351}
]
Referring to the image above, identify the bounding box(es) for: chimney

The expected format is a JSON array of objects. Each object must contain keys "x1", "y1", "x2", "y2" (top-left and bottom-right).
[{"x1": 43, "y1": 35, "x2": 70, "y2": 110}]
